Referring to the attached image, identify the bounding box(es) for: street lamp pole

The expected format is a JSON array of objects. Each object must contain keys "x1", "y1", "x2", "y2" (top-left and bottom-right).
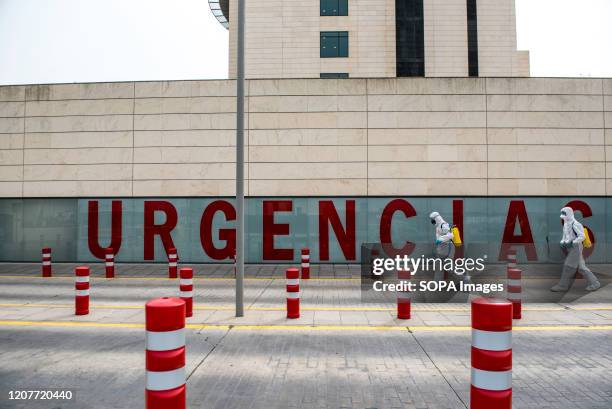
[{"x1": 235, "y1": 0, "x2": 246, "y2": 317}]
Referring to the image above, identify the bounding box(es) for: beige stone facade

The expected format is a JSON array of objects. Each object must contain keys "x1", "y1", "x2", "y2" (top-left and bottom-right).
[
  {"x1": 228, "y1": 0, "x2": 396, "y2": 79},
  {"x1": 0, "y1": 77, "x2": 609, "y2": 198},
  {"x1": 227, "y1": 0, "x2": 529, "y2": 78}
]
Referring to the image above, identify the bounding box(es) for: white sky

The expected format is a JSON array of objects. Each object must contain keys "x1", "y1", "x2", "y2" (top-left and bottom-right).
[{"x1": 0, "y1": 0, "x2": 610, "y2": 85}]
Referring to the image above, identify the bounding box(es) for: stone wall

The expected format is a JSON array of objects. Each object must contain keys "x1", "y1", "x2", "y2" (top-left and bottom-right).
[{"x1": 0, "y1": 77, "x2": 610, "y2": 197}]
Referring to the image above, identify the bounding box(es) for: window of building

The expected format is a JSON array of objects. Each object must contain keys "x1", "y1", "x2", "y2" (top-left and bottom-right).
[
  {"x1": 395, "y1": 0, "x2": 424, "y2": 77},
  {"x1": 467, "y1": 0, "x2": 479, "y2": 77},
  {"x1": 320, "y1": 73, "x2": 349, "y2": 78},
  {"x1": 320, "y1": 0, "x2": 348, "y2": 16},
  {"x1": 320, "y1": 32, "x2": 349, "y2": 58}
]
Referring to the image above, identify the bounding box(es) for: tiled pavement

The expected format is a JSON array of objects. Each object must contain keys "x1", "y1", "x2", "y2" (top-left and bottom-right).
[{"x1": 0, "y1": 264, "x2": 611, "y2": 408}]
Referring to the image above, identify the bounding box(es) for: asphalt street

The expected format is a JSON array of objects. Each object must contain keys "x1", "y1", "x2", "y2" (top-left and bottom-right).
[{"x1": 0, "y1": 263, "x2": 611, "y2": 408}]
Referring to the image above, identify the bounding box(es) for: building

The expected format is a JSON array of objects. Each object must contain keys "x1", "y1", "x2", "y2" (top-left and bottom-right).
[
  {"x1": 0, "y1": 77, "x2": 610, "y2": 263},
  {"x1": 0, "y1": 2, "x2": 610, "y2": 264},
  {"x1": 209, "y1": 0, "x2": 529, "y2": 78}
]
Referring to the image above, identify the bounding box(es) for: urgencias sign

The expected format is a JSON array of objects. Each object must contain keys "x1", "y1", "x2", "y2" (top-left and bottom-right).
[{"x1": 85, "y1": 198, "x2": 600, "y2": 263}]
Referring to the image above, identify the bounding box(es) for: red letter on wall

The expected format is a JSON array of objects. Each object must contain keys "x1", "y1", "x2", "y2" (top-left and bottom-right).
[
  {"x1": 499, "y1": 200, "x2": 537, "y2": 261},
  {"x1": 565, "y1": 200, "x2": 595, "y2": 258},
  {"x1": 200, "y1": 200, "x2": 236, "y2": 260},
  {"x1": 88, "y1": 200, "x2": 122, "y2": 259},
  {"x1": 144, "y1": 201, "x2": 178, "y2": 260},
  {"x1": 379, "y1": 199, "x2": 416, "y2": 257},
  {"x1": 262, "y1": 200, "x2": 293, "y2": 261},
  {"x1": 319, "y1": 200, "x2": 356, "y2": 261},
  {"x1": 453, "y1": 200, "x2": 465, "y2": 259}
]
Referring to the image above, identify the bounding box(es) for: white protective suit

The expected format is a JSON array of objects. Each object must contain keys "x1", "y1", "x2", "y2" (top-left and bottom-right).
[
  {"x1": 429, "y1": 212, "x2": 454, "y2": 258},
  {"x1": 429, "y1": 212, "x2": 455, "y2": 281},
  {"x1": 551, "y1": 206, "x2": 600, "y2": 291}
]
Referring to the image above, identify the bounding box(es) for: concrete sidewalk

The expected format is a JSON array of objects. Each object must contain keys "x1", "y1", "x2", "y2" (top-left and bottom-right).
[{"x1": 1, "y1": 267, "x2": 612, "y2": 408}]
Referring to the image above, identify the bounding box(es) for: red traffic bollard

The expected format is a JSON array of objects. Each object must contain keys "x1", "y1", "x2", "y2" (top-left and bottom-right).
[
  {"x1": 145, "y1": 297, "x2": 186, "y2": 409},
  {"x1": 75, "y1": 266, "x2": 90, "y2": 316},
  {"x1": 470, "y1": 297, "x2": 512, "y2": 409},
  {"x1": 179, "y1": 268, "x2": 193, "y2": 318},
  {"x1": 286, "y1": 268, "x2": 300, "y2": 319},
  {"x1": 105, "y1": 247, "x2": 115, "y2": 278},
  {"x1": 506, "y1": 249, "x2": 517, "y2": 270},
  {"x1": 397, "y1": 268, "x2": 412, "y2": 320},
  {"x1": 301, "y1": 248, "x2": 310, "y2": 280},
  {"x1": 41, "y1": 247, "x2": 52, "y2": 277},
  {"x1": 507, "y1": 268, "x2": 522, "y2": 319},
  {"x1": 168, "y1": 248, "x2": 178, "y2": 279}
]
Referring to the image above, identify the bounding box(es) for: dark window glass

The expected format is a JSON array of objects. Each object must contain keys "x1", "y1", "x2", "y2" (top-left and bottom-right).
[
  {"x1": 320, "y1": 73, "x2": 349, "y2": 78},
  {"x1": 467, "y1": 0, "x2": 479, "y2": 77},
  {"x1": 321, "y1": 0, "x2": 348, "y2": 16},
  {"x1": 395, "y1": 0, "x2": 425, "y2": 77},
  {"x1": 320, "y1": 31, "x2": 349, "y2": 58}
]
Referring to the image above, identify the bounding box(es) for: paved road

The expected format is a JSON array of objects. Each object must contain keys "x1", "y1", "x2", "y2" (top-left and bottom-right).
[
  {"x1": 0, "y1": 266, "x2": 611, "y2": 408},
  {"x1": 1, "y1": 325, "x2": 611, "y2": 409}
]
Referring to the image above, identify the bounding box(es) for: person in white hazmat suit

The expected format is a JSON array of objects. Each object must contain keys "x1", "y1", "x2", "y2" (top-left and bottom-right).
[
  {"x1": 551, "y1": 206, "x2": 600, "y2": 292},
  {"x1": 429, "y1": 212, "x2": 454, "y2": 259},
  {"x1": 429, "y1": 212, "x2": 455, "y2": 281}
]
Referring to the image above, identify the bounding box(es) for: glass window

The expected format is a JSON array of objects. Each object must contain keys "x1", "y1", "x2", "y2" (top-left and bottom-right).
[
  {"x1": 321, "y1": 0, "x2": 348, "y2": 16},
  {"x1": 467, "y1": 0, "x2": 479, "y2": 77},
  {"x1": 395, "y1": 0, "x2": 424, "y2": 76},
  {"x1": 320, "y1": 32, "x2": 349, "y2": 58},
  {"x1": 320, "y1": 73, "x2": 349, "y2": 78}
]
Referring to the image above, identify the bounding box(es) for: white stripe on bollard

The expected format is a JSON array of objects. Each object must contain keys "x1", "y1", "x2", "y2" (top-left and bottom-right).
[
  {"x1": 146, "y1": 329, "x2": 185, "y2": 351},
  {"x1": 146, "y1": 367, "x2": 186, "y2": 391},
  {"x1": 75, "y1": 289, "x2": 90, "y2": 296},
  {"x1": 471, "y1": 368, "x2": 512, "y2": 391},
  {"x1": 471, "y1": 329, "x2": 512, "y2": 351}
]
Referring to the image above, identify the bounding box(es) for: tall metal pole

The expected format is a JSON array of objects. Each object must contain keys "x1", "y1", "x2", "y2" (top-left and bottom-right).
[{"x1": 235, "y1": 0, "x2": 246, "y2": 317}]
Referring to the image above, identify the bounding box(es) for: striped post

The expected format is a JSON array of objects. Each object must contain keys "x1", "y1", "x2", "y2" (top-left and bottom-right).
[
  {"x1": 75, "y1": 266, "x2": 90, "y2": 316},
  {"x1": 41, "y1": 247, "x2": 52, "y2": 277},
  {"x1": 179, "y1": 268, "x2": 193, "y2": 318},
  {"x1": 506, "y1": 249, "x2": 517, "y2": 270},
  {"x1": 397, "y1": 268, "x2": 411, "y2": 320},
  {"x1": 301, "y1": 248, "x2": 310, "y2": 280},
  {"x1": 470, "y1": 297, "x2": 512, "y2": 409},
  {"x1": 168, "y1": 247, "x2": 178, "y2": 279},
  {"x1": 507, "y1": 268, "x2": 522, "y2": 319},
  {"x1": 286, "y1": 267, "x2": 300, "y2": 319},
  {"x1": 105, "y1": 247, "x2": 115, "y2": 278},
  {"x1": 145, "y1": 297, "x2": 186, "y2": 409}
]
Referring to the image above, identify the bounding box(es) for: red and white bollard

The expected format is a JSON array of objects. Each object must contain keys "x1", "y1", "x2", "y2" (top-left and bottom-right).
[
  {"x1": 286, "y1": 267, "x2": 300, "y2": 319},
  {"x1": 507, "y1": 268, "x2": 522, "y2": 319},
  {"x1": 105, "y1": 247, "x2": 115, "y2": 278},
  {"x1": 301, "y1": 248, "x2": 310, "y2": 280},
  {"x1": 168, "y1": 247, "x2": 178, "y2": 279},
  {"x1": 397, "y1": 268, "x2": 412, "y2": 320},
  {"x1": 75, "y1": 266, "x2": 90, "y2": 316},
  {"x1": 507, "y1": 249, "x2": 517, "y2": 270},
  {"x1": 41, "y1": 247, "x2": 52, "y2": 277},
  {"x1": 179, "y1": 268, "x2": 193, "y2": 318},
  {"x1": 470, "y1": 297, "x2": 512, "y2": 409},
  {"x1": 145, "y1": 297, "x2": 186, "y2": 409}
]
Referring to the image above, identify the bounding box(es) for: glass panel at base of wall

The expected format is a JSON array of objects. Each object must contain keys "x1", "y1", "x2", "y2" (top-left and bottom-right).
[{"x1": 0, "y1": 197, "x2": 609, "y2": 264}]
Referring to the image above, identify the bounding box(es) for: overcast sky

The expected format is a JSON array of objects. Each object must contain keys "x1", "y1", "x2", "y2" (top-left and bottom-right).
[{"x1": 0, "y1": 0, "x2": 610, "y2": 85}]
